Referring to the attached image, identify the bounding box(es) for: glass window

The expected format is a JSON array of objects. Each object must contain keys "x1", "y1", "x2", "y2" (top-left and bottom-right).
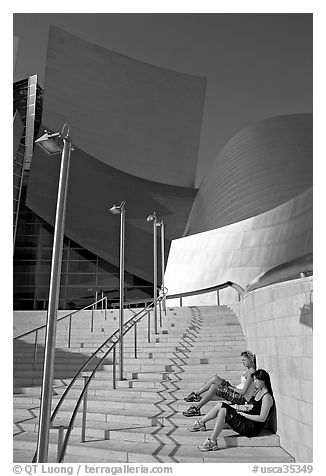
[
  {"x1": 16, "y1": 223, "x2": 39, "y2": 235},
  {"x1": 13, "y1": 247, "x2": 38, "y2": 261},
  {"x1": 40, "y1": 248, "x2": 54, "y2": 260},
  {"x1": 68, "y1": 248, "x2": 96, "y2": 261},
  {"x1": 14, "y1": 272, "x2": 51, "y2": 286},
  {"x1": 96, "y1": 274, "x2": 120, "y2": 288},
  {"x1": 66, "y1": 273, "x2": 97, "y2": 286},
  {"x1": 17, "y1": 98, "x2": 27, "y2": 109},
  {"x1": 13, "y1": 299, "x2": 35, "y2": 310},
  {"x1": 66, "y1": 259, "x2": 97, "y2": 274},
  {"x1": 14, "y1": 235, "x2": 41, "y2": 246},
  {"x1": 97, "y1": 259, "x2": 119, "y2": 274}
]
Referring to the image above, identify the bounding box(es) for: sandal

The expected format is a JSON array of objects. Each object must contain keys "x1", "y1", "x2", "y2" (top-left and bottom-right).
[
  {"x1": 183, "y1": 405, "x2": 201, "y2": 417},
  {"x1": 184, "y1": 392, "x2": 202, "y2": 402}
]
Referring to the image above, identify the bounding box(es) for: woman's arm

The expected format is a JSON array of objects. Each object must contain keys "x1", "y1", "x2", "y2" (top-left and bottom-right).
[
  {"x1": 232, "y1": 369, "x2": 254, "y2": 396},
  {"x1": 238, "y1": 394, "x2": 273, "y2": 422}
]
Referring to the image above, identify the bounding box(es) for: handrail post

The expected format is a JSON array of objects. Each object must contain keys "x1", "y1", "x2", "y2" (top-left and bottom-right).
[
  {"x1": 68, "y1": 315, "x2": 72, "y2": 348},
  {"x1": 217, "y1": 289, "x2": 220, "y2": 306},
  {"x1": 101, "y1": 292, "x2": 104, "y2": 313},
  {"x1": 91, "y1": 305, "x2": 94, "y2": 333},
  {"x1": 91, "y1": 302, "x2": 94, "y2": 332},
  {"x1": 160, "y1": 221, "x2": 166, "y2": 315},
  {"x1": 81, "y1": 376, "x2": 88, "y2": 443},
  {"x1": 95, "y1": 291, "x2": 98, "y2": 309},
  {"x1": 104, "y1": 297, "x2": 107, "y2": 321},
  {"x1": 39, "y1": 301, "x2": 162, "y2": 463},
  {"x1": 180, "y1": 297, "x2": 183, "y2": 307},
  {"x1": 159, "y1": 301, "x2": 162, "y2": 328},
  {"x1": 134, "y1": 321, "x2": 137, "y2": 359},
  {"x1": 51, "y1": 425, "x2": 66, "y2": 463},
  {"x1": 57, "y1": 426, "x2": 64, "y2": 462},
  {"x1": 112, "y1": 346, "x2": 116, "y2": 389},
  {"x1": 33, "y1": 329, "x2": 39, "y2": 370},
  {"x1": 147, "y1": 311, "x2": 151, "y2": 343}
]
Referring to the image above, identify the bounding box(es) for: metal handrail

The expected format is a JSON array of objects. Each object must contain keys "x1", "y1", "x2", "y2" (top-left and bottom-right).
[
  {"x1": 14, "y1": 297, "x2": 108, "y2": 370},
  {"x1": 39, "y1": 288, "x2": 167, "y2": 462},
  {"x1": 111, "y1": 298, "x2": 154, "y2": 308},
  {"x1": 166, "y1": 280, "x2": 244, "y2": 305},
  {"x1": 14, "y1": 296, "x2": 108, "y2": 341}
]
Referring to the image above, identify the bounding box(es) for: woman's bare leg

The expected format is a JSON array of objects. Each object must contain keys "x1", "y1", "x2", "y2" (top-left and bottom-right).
[
  {"x1": 198, "y1": 402, "x2": 223, "y2": 424},
  {"x1": 195, "y1": 383, "x2": 221, "y2": 410},
  {"x1": 211, "y1": 407, "x2": 227, "y2": 441},
  {"x1": 196, "y1": 375, "x2": 224, "y2": 395}
]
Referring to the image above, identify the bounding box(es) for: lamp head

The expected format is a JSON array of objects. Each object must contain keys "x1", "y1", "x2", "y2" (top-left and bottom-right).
[
  {"x1": 109, "y1": 201, "x2": 125, "y2": 215},
  {"x1": 35, "y1": 130, "x2": 62, "y2": 155},
  {"x1": 146, "y1": 212, "x2": 156, "y2": 222},
  {"x1": 109, "y1": 205, "x2": 121, "y2": 215}
]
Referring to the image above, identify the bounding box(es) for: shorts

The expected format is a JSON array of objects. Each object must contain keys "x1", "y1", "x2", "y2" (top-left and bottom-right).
[
  {"x1": 221, "y1": 402, "x2": 263, "y2": 437},
  {"x1": 216, "y1": 383, "x2": 246, "y2": 405}
]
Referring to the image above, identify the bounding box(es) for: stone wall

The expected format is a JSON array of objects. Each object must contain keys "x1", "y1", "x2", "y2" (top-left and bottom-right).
[{"x1": 231, "y1": 277, "x2": 313, "y2": 462}]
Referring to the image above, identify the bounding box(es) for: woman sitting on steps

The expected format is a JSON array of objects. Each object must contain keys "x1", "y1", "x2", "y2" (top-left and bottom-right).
[
  {"x1": 183, "y1": 350, "x2": 256, "y2": 417},
  {"x1": 189, "y1": 369, "x2": 274, "y2": 452}
]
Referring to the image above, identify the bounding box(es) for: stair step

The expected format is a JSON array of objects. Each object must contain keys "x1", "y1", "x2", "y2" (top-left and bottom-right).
[
  {"x1": 13, "y1": 305, "x2": 292, "y2": 463},
  {"x1": 13, "y1": 431, "x2": 294, "y2": 463}
]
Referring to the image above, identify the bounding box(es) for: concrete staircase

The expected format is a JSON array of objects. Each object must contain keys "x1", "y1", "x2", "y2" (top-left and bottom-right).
[{"x1": 13, "y1": 305, "x2": 294, "y2": 463}]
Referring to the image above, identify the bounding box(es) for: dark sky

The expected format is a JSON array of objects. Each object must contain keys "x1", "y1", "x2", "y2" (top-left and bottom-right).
[{"x1": 13, "y1": 13, "x2": 312, "y2": 185}]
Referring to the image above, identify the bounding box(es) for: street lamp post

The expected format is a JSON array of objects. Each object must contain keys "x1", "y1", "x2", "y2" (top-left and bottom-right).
[
  {"x1": 156, "y1": 220, "x2": 166, "y2": 314},
  {"x1": 146, "y1": 212, "x2": 158, "y2": 334},
  {"x1": 109, "y1": 201, "x2": 126, "y2": 380},
  {"x1": 35, "y1": 124, "x2": 73, "y2": 462}
]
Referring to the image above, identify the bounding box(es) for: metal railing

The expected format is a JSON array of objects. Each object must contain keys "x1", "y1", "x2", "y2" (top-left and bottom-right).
[
  {"x1": 166, "y1": 280, "x2": 244, "y2": 306},
  {"x1": 13, "y1": 296, "x2": 109, "y2": 370},
  {"x1": 34, "y1": 288, "x2": 167, "y2": 462}
]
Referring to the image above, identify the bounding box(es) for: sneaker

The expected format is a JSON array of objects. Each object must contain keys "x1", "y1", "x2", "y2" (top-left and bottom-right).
[
  {"x1": 184, "y1": 392, "x2": 202, "y2": 403},
  {"x1": 198, "y1": 438, "x2": 218, "y2": 452},
  {"x1": 183, "y1": 406, "x2": 201, "y2": 417},
  {"x1": 188, "y1": 420, "x2": 206, "y2": 432}
]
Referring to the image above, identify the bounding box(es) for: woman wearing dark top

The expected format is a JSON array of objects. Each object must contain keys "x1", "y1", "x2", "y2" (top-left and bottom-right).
[{"x1": 188, "y1": 369, "x2": 274, "y2": 452}]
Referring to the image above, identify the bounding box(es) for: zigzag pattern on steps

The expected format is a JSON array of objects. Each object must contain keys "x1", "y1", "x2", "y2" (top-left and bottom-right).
[{"x1": 13, "y1": 306, "x2": 294, "y2": 463}]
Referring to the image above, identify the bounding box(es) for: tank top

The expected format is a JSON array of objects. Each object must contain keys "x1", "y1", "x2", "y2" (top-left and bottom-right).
[
  {"x1": 236, "y1": 374, "x2": 246, "y2": 390},
  {"x1": 247, "y1": 393, "x2": 274, "y2": 418}
]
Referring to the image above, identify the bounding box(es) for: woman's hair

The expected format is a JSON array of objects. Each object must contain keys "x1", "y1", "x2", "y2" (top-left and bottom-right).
[
  {"x1": 253, "y1": 369, "x2": 273, "y2": 396},
  {"x1": 241, "y1": 351, "x2": 256, "y2": 369}
]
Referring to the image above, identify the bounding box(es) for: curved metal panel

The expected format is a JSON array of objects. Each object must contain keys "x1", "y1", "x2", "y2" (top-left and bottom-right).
[
  {"x1": 41, "y1": 26, "x2": 206, "y2": 187},
  {"x1": 165, "y1": 187, "x2": 312, "y2": 304},
  {"x1": 244, "y1": 253, "x2": 312, "y2": 294},
  {"x1": 26, "y1": 140, "x2": 197, "y2": 283},
  {"x1": 185, "y1": 114, "x2": 312, "y2": 235}
]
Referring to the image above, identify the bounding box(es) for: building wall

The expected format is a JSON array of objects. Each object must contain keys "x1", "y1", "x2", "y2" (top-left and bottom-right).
[
  {"x1": 231, "y1": 277, "x2": 313, "y2": 462},
  {"x1": 185, "y1": 114, "x2": 312, "y2": 236},
  {"x1": 42, "y1": 25, "x2": 206, "y2": 187},
  {"x1": 26, "y1": 144, "x2": 197, "y2": 286},
  {"x1": 165, "y1": 187, "x2": 312, "y2": 306}
]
